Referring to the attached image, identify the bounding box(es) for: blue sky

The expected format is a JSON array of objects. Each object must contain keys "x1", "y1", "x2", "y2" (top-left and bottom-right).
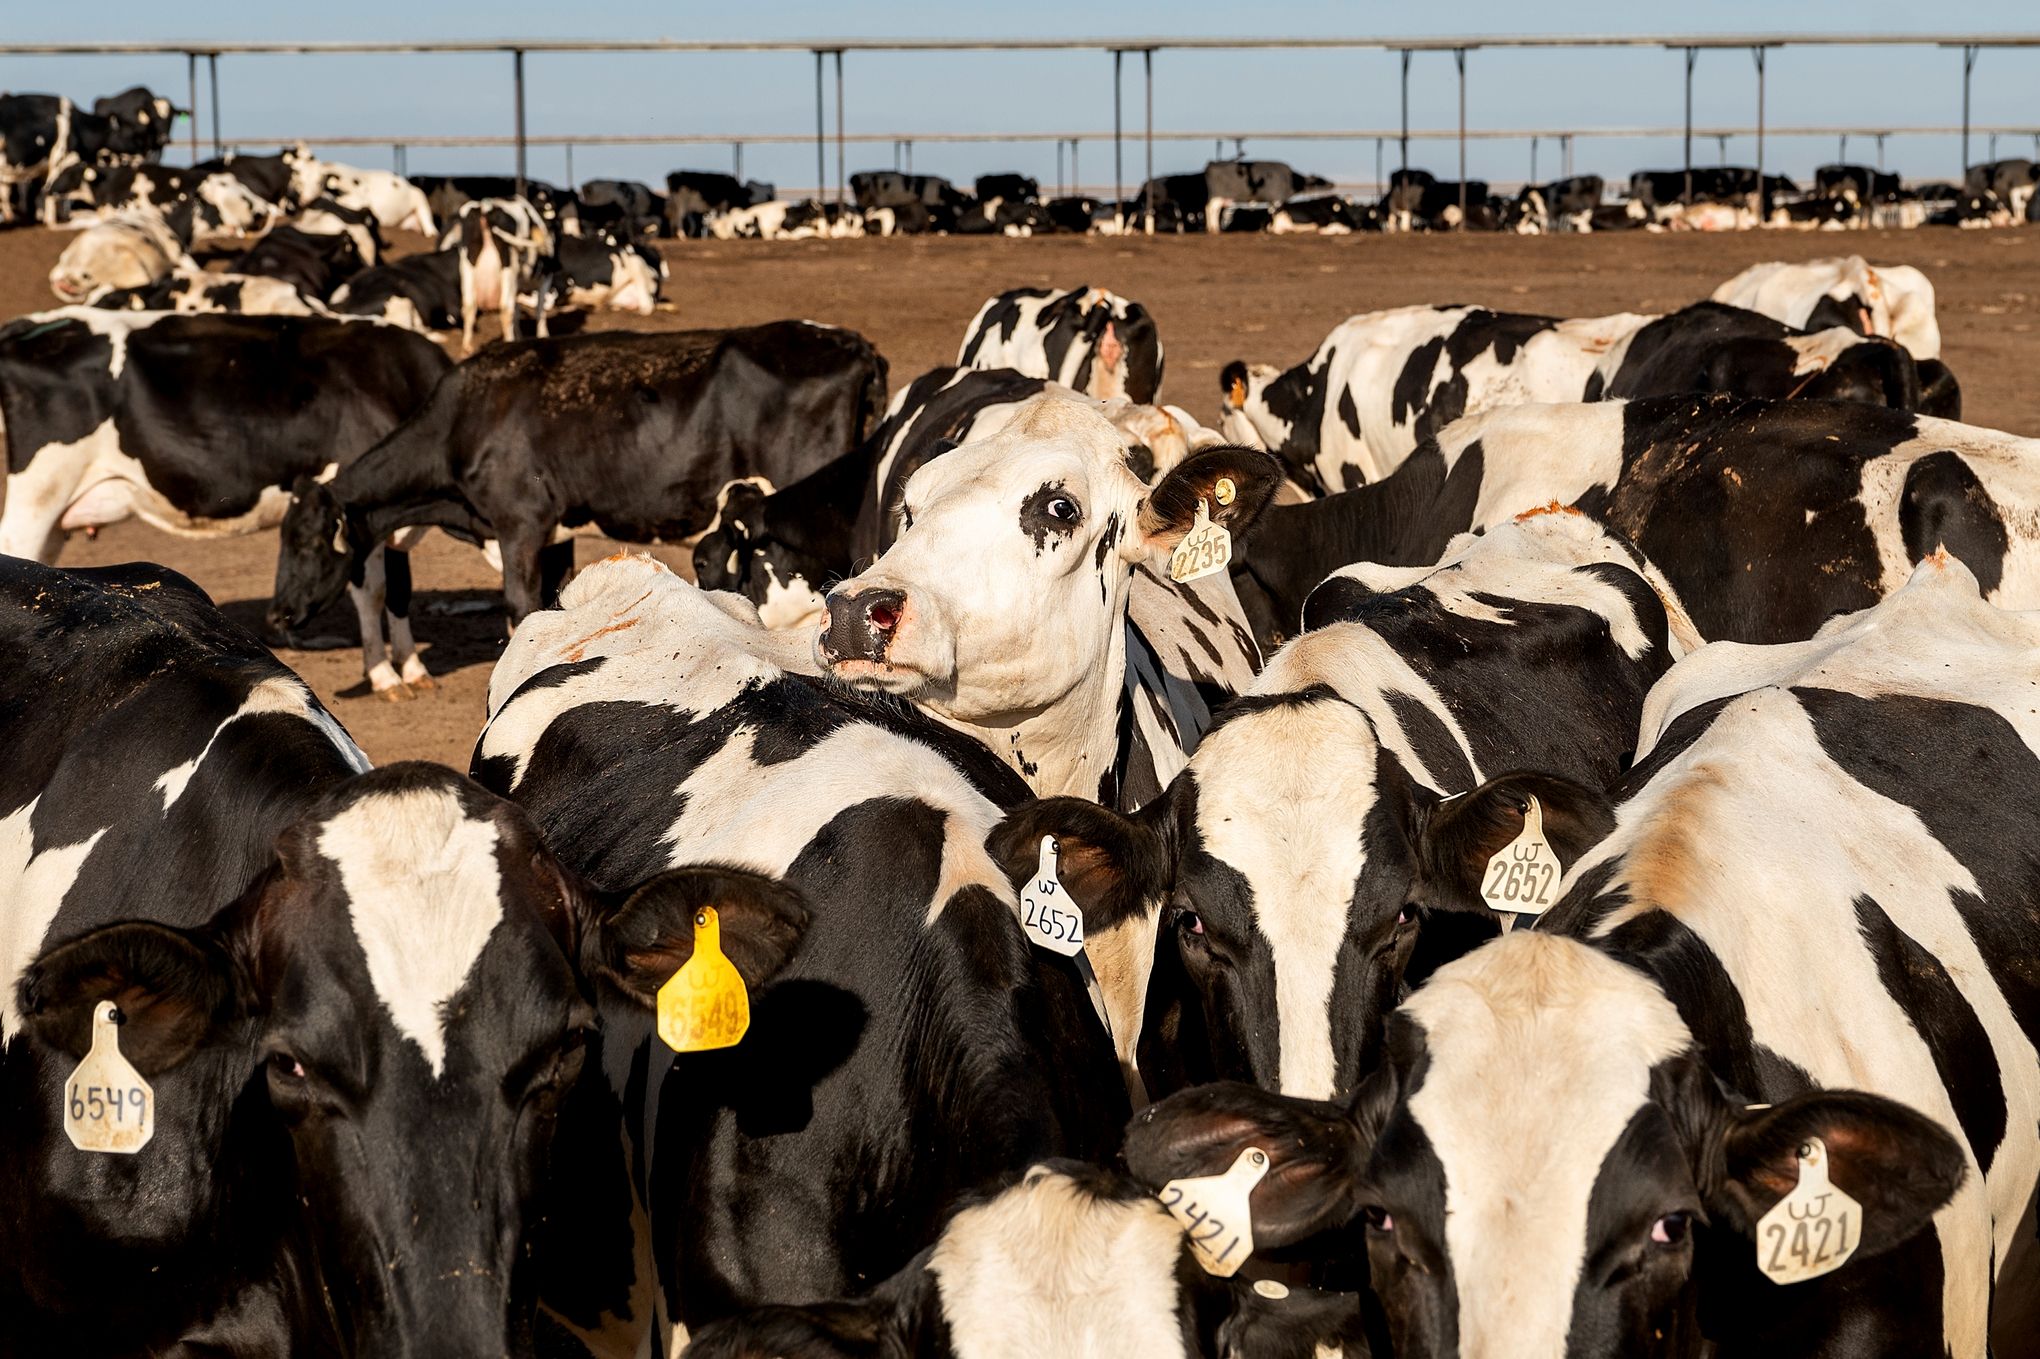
[{"x1": 3, "y1": 3, "x2": 2034, "y2": 196}]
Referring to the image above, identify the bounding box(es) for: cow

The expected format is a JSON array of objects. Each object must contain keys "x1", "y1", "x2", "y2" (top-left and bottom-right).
[
  {"x1": 959, "y1": 285, "x2": 1165, "y2": 404},
  {"x1": 1504, "y1": 174, "x2": 1605, "y2": 233},
  {"x1": 1381, "y1": 169, "x2": 1491, "y2": 232},
  {"x1": 1221, "y1": 301, "x2": 1937, "y2": 494},
  {"x1": 88, "y1": 268, "x2": 333, "y2": 319},
  {"x1": 0, "y1": 557, "x2": 810, "y2": 1358},
  {"x1": 577, "y1": 177, "x2": 663, "y2": 238},
  {"x1": 532, "y1": 230, "x2": 666, "y2": 324},
  {"x1": 850, "y1": 170, "x2": 964, "y2": 214},
  {"x1": 472, "y1": 553, "x2": 1124, "y2": 1344},
  {"x1": 1046, "y1": 194, "x2": 1103, "y2": 233},
  {"x1": 1205, "y1": 158, "x2": 1331, "y2": 208},
  {"x1": 1270, "y1": 193, "x2": 1374, "y2": 234},
  {"x1": 269, "y1": 322, "x2": 888, "y2": 630},
  {"x1": 1965, "y1": 158, "x2": 2038, "y2": 219},
  {"x1": 954, "y1": 196, "x2": 1057, "y2": 236},
  {"x1": 88, "y1": 86, "x2": 178, "y2": 159},
  {"x1": 975, "y1": 172, "x2": 1040, "y2": 204},
  {"x1": 1228, "y1": 395, "x2": 2040, "y2": 650},
  {"x1": 1814, "y1": 162, "x2": 1902, "y2": 204},
  {"x1": 689, "y1": 1159, "x2": 1372, "y2": 1359},
  {"x1": 993, "y1": 509, "x2": 1695, "y2": 1099},
  {"x1": 1129, "y1": 550, "x2": 2039, "y2": 1359},
  {"x1": 190, "y1": 149, "x2": 298, "y2": 211},
  {"x1": 288, "y1": 154, "x2": 435, "y2": 233},
  {"x1": 1712, "y1": 256, "x2": 1944, "y2": 360},
  {"x1": 222, "y1": 222, "x2": 372, "y2": 302},
  {"x1": 702, "y1": 198, "x2": 862, "y2": 241},
  {"x1": 1767, "y1": 194, "x2": 1858, "y2": 230},
  {"x1": 46, "y1": 211, "x2": 190, "y2": 302},
  {"x1": 0, "y1": 309, "x2": 453, "y2": 693},
  {"x1": 412, "y1": 174, "x2": 579, "y2": 237},
  {"x1": 328, "y1": 247, "x2": 460, "y2": 332},
  {"x1": 664, "y1": 170, "x2": 773, "y2": 236},
  {"x1": 695, "y1": 366, "x2": 1224, "y2": 629},
  {"x1": 0, "y1": 88, "x2": 178, "y2": 223},
  {"x1": 438, "y1": 197, "x2": 554, "y2": 350},
  {"x1": 1629, "y1": 166, "x2": 1796, "y2": 213}
]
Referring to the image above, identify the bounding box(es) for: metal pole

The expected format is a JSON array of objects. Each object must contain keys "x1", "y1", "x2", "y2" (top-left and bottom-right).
[
  {"x1": 1374, "y1": 136, "x2": 1383, "y2": 196},
  {"x1": 207, "y1": 53, "x2": 221, "y2": 156},
  {"x1": 1683, "y1": 48, "x2": 1696, "y2": 202},
  {"x1": 1399, "y1": 49, "x2": 1411, "y2": 179},
  {"x1": 564, "y1": 143, "x2": 573, "y2": 187},
  {"x1": 1071, "y1": 139, "x2": 1078, "y2": 197},
  {"x1": 1991, "y1": 132, "x2": 1999, "y2": 162},
  {"x1": 734, "y1": 141, "x2": 742, "y2": 178},
  {"x1": 1455, "y1": 48, "x2": 1467, "y2": 224},
  {"x1": 1962, "y1": 45, "x2": 1978, "y2": 177},
  {"x1": 814, "y1": 51, "x2": 825, "y2": 199},
  {"x1": 1563, "y1": 134, "x2": 1573, "y2": 178},
  {"x1": 512, "y1": 49, "x2": 526, "y2": 199},
  {"x1": 1057, "y1": 140, "x2": 1065, "y2": 196},
  {"x1": 1143, "y1": 48, "x2": 1154, "y2": 234},
  {"x1": 1877, "y1": 133, "x2": 1886, "y2": 171},
  {"x1": 1531, "y1": 135, "x2": 1538, "y2": 186},
  {"x1": 1752, "y1": 47, "x2": 1766, "y2": 219},
  {"x1": 1112, "y1": 50, "x2": 1123, "y2": 214},
  {"x1": 186, "y1": 52, "x2": 198, "y2": 163},
  {"x1": 833, "y1": 50, "x2": 845, "y2": 206}
]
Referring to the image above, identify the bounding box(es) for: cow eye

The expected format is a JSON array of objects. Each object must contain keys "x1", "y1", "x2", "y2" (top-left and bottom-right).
[
  {"x1": 1650, "y1": 1212, "x2": 1691, "y2": 1246},
  {"x1": 1172, "y1": 906, "x2": 1205, "y2": 938},
  {"x1": 267, "y1": 1052, "x2": 306, "y2": 1083},
  {"x1": 1363, "y1": 1205, "x2": 1395, "y2": 1233},
  {"x1": 1045, "y1": 495, "x2": 1081, "y2": 524}
]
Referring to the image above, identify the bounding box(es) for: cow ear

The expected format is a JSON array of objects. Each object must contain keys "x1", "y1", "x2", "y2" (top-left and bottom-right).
[
  {"x1": 585, "y1": 867, "x2": 810, "y2": 1005},
  {"x1": 1125, "y1": 1080, "x2": 1371, "y2": 1249},
  {"x1": 987, "y1": 794, "x2": 1173, "y2": 932},
  {"x1": 1693, "y1": 1089, "x2": 1966, "y2": 1261},
  {"x1": 16, "y1": 921, "x2": 242, "y2": 1076},
  {"x1": 1412, "y1": 771, "x2": 1614, "y2": 913},
  {"x1": 1135, "y1": 446, "x2": 1283, "y2": 556}
]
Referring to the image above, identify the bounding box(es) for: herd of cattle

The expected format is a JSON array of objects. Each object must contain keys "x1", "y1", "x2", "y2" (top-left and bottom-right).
[{"x1": 2, "y1": 78, "x2": 2040, "y2": 1359}]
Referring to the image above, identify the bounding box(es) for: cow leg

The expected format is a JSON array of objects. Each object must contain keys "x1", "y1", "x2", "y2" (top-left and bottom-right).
[
  {"x1": 538, "y1": 539, "x2": 576, "y2": 608},
  {"x1": 351, "y1": 544, "x2": 411, "y2": 699},
  {"x1": 383, "y1": 545, "x2": 435, "y2": 691},
  {"x1": 500, "y1": 262, "x2": 517, "y2": 344},
  {"x1": 459, "y1": 252, "x2": 479, "y2": 354}
]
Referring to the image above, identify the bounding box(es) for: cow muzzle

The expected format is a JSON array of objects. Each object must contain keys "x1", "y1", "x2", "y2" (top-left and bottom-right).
[{"x1": 819, "y1": 587, "x2": 906, "y2": 666}]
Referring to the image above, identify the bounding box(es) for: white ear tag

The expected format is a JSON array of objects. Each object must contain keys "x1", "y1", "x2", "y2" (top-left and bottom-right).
[
  {"x1": 64, "y1": 1001, "x2": 155, "y2": 1155},
  {"x1": 1160, "y1": 1145, "x2": 1269, "y2": 1277},
  {"x1": 1756, "y1": 1137, "x2": 1861, "y2": 1285},
  {"x1": 1478, "y1": 794, "x2": 1562, "y2": 915},
  {"x1": 1019, "y1": 836, "x2": 1085, "y2": 957},
  {"x1": 1168, "y1": 497, "x2": 1232, "y2": 584}
]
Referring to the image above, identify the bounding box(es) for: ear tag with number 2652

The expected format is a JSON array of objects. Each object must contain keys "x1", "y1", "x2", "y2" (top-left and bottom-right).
[
  {"x1": 1479, "y1": 794, "x2": 1562, "y2": 915},
  {"x1": 64, "y1": 1001, "x2": 154, "y2": 1154},
  {"x1": 1169, "y1": 495, "x2": 1233, "y2": 584},
  {"x1": 1020, "y1": 836, "x2": 1085, "y2": 957},
  {"x1": 1756, "y1": 1136, "x2": 1861, "y2": 1285},
  {"x1": 656, "y1": 906, "x2": 750, "y2": 1053},
  {"x1": 1159, "y1": 1145, "x2": 1269, "y2": 1277}
]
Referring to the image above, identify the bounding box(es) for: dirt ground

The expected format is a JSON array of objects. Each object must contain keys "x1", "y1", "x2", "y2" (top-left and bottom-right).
[{"x1": 2, "y1": 223, "x2": 2036, "y2": 768}]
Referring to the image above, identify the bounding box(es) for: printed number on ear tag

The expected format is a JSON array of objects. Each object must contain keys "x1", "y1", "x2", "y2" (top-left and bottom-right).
[
  {"x1": 656, "y1": 906, "x2": 750, "y2": 1053},
  {"x1": 1478, "y1": 794, "x2": 1562, "y2": 915},
  {"x1": 1169, "y1": 498, "x2": 1232, "y2": 584},
  {"x1": 1756, "y1": 1137, "x2": 1861, "y2": 1285},
  {"x1": 64, "y1": 1001, "x2": 154, "y2": 1155},
  {"x1": 1020, "y1": 836, "x2": 1085, "y2": 957},
  {"x1": 1159, "y1": 1146, "x2": 1269, "y2": 1277}
]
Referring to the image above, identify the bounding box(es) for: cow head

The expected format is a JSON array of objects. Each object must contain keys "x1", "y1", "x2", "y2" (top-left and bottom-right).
[
  {"x1": 1217, "y1": 359, "x2": 1305, "y2": 470},
  {"x1": 690, "y1": 482, "x2": 834, "y2": 631},
  {"x1": 269, "y1": 476, "x2": 358, "y2": 637},
  {"x1": 1125, "y1": 932, "x2": 1967, "y2": 1359},
  {"x1": 16, "y1": 762, "x2": 807, "y2": 1356},
  {"x1": 816, "y1": 394, "x2": 1278, "y2": 723}
]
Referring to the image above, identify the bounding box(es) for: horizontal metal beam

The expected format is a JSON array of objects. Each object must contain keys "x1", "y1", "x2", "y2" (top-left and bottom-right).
[{"x1": 4, "y1": 32, "x2": 2040, "y2": 57}]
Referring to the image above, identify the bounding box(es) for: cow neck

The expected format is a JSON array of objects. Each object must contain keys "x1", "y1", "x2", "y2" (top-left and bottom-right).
[{"x1": 934, "y1": 592, "x2": 1133, "y2": 803}]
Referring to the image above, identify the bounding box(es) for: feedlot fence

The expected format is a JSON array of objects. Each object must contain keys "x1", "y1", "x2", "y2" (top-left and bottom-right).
[{"x1": 4, "y1": 33, "x2": 2038, "y2": 207}]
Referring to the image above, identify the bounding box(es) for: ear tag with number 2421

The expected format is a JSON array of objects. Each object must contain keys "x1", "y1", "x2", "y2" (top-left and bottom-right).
[
  {"x1": 656, "y1": 906, "x2": 750, "y2": 1053},
  {"x1": 1479, "y1": 794, "x2": 1562, "y2": 915},
  {"x1": 1756, "y1": 1136, "x2": 1861, "y2": 1285},
  {"x1": 1020, "y1": 836, "x2": 1085, "y2": 956},
  {"x1": 64, "y1": 1001, "x2": 154, "y2": 1154},
  {"x1": 1169, "y1": 494, "x2": 1233, "y2": 584},
  {"x1": 1160, "y1": 1145, "x2": 1269, "y2": 1277}
]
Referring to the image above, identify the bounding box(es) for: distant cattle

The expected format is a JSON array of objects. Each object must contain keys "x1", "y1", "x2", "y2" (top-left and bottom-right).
[
  {"x1": 1204, "y1": 158, "x2": 1332, "y2": 207},
  {"x1": 290, "y1": 154, "x2": 435, "y2": 233},
  {"x1": 850, "y1": 170, "x2": 964, "y2": 214},
  {"x1": 1269, "y1": 193, "x2": 1374, "y2": 234},
  {"x1": 271, "y1": 322, "x2": 887, "y2": 628},
  {"x1": 1965, "y1": 158, "x2": 2038, "y2": 218},
  {"x1": 1628, "y1": 165, "x2": 1796, "y2": 212},
  {"x1": 958, "y1": 285, "x2": 1164, "y2": 403},
  {"x1": 1815, "y1": 161, "x2": 1902, "y2": 203},
  {"x1": 974, "y1": 171, "x2": 1040, "y2": 203},
  {"x1": 702, "y1": 198, "x2": 864, "y2": 241},
  {"x1": 664, "y1": 169, "x2": 772, "y2": 235},
  {"x1": 577, "y1": 177, "x2": 663, "y2": 238},
  {"x1": 533, "y1": 230, "x2": 666, "y2": 323},
  {"x1": 1505, "y1": 174, "x2": 1605, "y2": 233},
  {"x1": 1382, "y1": 168, "x2": 1491, "y2": 231}
]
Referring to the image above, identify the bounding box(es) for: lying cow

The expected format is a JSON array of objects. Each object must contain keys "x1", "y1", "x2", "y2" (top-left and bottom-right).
[
  {"x1": 1712, "y1": 255, "x2": 1944, "y2": 362},
  {"x1": 958, "y1": 285, "x2": 1165, "y2": 404},
  {"x1": 89, "y1": 268, "x2": 332, "y2": 318},
  {"x1": 222, "y1": 222, "x2": 372, "y2": 302},
  {"x1": 1221, "y1": 300, "x2": 1939, "y2": 493},
  {"x1": 328, "y1": 247, "x2": 461, "y2": 331},
  {"x1": 474, "y1": 555, "x2": 1123, "y2": 1344},
  {"x1": 1230, "y1": 395, "x2": 2040, "y2": 648},
  {"x1": 47, "y1": 210, "x2": 189, "y2": 302},
  {"x1": 270, "y1": 322, "x2": 888, "y2": 629},
  {"x1": 289, "y1": 153, "x2": 435, "y2": 233},
  {"x1": 533, "y1": 229, "x2": 666, "y2": 324},
  {"x1": 1131, "y1": 550, "x2": 2038, "y2": 1358},
  {"x1": 0, "y1": 309, "x2": 452, "y2": 693}
]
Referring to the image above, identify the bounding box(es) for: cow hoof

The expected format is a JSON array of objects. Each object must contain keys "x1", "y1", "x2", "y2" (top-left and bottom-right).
[
  {"x1": 404, "y1": 669, "x2": 438, "y2": 693},
  {"x1": 378, "y1": 682, "x2": 417, "y2": 703}
]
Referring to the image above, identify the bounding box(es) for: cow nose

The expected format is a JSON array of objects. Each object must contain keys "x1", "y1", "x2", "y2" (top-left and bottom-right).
[{"x1": 822, "y1": 588, "x2": 905, "y2": 663}]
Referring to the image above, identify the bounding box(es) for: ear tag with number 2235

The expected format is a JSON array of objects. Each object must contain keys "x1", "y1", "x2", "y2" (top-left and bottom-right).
[
  {"x1": 1479, "y1": 794, "x2": 1562, "y2": 915},
  {"x1": 657, "y1": 906, "x2": 750, "y2": 1053},
  {"x1": 1159, "y1": 1145, "x2": 1269, "y2": 1277},
  {"x1": 1756, "y1": 1136, "x2": 1861, "y2": 1285},
  {"x1": 1169, "y1": 492, "x2": 1233, "y2": 584},
  {"x1": 64, "y1": 1000, "x2": 154, "y2": 1154}
]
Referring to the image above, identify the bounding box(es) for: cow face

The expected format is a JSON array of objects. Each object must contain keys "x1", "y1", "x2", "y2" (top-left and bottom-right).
[
  {"x1": 817, "y1": 395, "x2": 1277, "y2": 723},
  {"x1": 1127, "y1": 933, "x2": 1968, "y2": 1359},
  {"x1": 270, "y1": 478, "x2": 357, "y2": 636},
  {"x1": 16, "y1": 763, "x2": 807, "y2": 1355},
  {"x1": 1217, "y1": 359, "x2": 1308, "y2": 470}
]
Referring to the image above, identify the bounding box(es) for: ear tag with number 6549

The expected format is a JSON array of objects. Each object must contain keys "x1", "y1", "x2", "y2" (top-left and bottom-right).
[
  {"x1": 1159, "y1": 1145, "x2": 1269, "y2": 1277},
  {"x1": 656, "y1": 906, "x2": 750, "y2": 1053},
  {"x1": 1756, "y1": 1137, "x2": 1861, "y2": 1285},
  {"x1": 64, "y1": 1001, "x2": 154, "y2": 1155},
  {"x1": 1479, "y1": 794, "x2": 1562, "y2": 915},
  {"x1": 1020, "y1": 836, "x2": 1085, "y2": 957},
  {"x1": 1169, "y1": 497, "x2": 1233, "y2": 584}
]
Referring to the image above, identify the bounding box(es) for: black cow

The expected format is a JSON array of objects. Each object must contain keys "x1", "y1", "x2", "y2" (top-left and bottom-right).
[
  {"x1": 1965, "y1": 157, "x2": 2037, "y2": 216},
  {"x1": 1588, "y1": 300, "x2": 1921, "y2": 410},
  {"x1": 223, "y1": 223, "x2": 370, "y2": 301},
  {"x1": 1814, "y1": 162, "x2": 1902, "y2": 203},
  {"x1": 89, "y1": 87, "x2": 178, "y2": 159},
  {"x1": 1271, "y1": 193, "x2": 1374, "y2": 233},
  {"x1": 1205, "y1": 157, "x2": 1330, "y2": 207},
  {"x1": 328, "y1": 247, "x2": 463, "y2": 331},
  {"x1": 1504, "y1": 174, "x2": 1605, "y2": 232},
  {"x1": 577, "y1": 177, "x2": 663, "y2": 238},
  {"x1": 1128, "y1": 172, "x2": 1209, "y2": 231},
  {"x1": 270, "y1": 322, "x2": 888, "y2": 626},
  {"x1": 850, "y1": 169, "x2": 964, "y2": 213},
  {"x1": 1629, "y1": 165, "x2": 1797, "y2": 209},
  {"x1": 974, "y1": 172, "x2": 1039, "y2": 203},
  {"x1": 0, "y1": 310, "x2": 452, "y2": 693},
  {"x1": 1045, "y1": 195, "x2": 1101, "y2": 232},
  {"x1": 1382, "y1": 169, "x2": 1492, "y2": 231}
]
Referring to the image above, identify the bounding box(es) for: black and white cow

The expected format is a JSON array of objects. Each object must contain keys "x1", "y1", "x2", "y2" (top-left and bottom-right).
[
  {"x1": 223, "y1": 222, "x2": 373, "y2": 302},
  {"x1": 1221, "y1": 301, "x2": 1937, "y2": 494},
  {"x1": 438, "y1": 198, "x2": 554, "y2": 351},
  {"x1": 0, "y1": 89, "x2": 177, "y2": 223},
  {"x1": 1269, "y1": 193, "x2": 1375, "y2": 234},
  {"x1": 270, "y1": 322, "x2": 888, "y2": 628},
  {"x1": 1504, "y1": 174, "x2": 1606, "y2": 233},
  {"x1": 959, "y1": 285, "x2": 1165, "y2": 404},
  {"x1": 288, "y1": 153, "x2": 435, "y2": 233},
  {"x1": 473, "y1": 554, "x2": 1124, "y2": 1345},
  {"x1": 577, "y1": 177, "x2": 663, "y2": 238},
  {"x1": 1712, "y1": 256, "x2": 1945, "y2": 363},
  {"x1": 663, "y1": 169, "x2": 771, "y2": 236},
  {"x1": 974, "y1": 171, "x2": 1039, "y2": 203},
  {"x1": 0, "y1": 309, "x2": 452, "y2": 693},
  {"x1": 47, "y1": 210, "x2": 191, "y2": 302},
  {"x1": 1381, "y1": 169, "x2": 1492, "y2": 232},
  {"x1": 88, "y1": 268, "x2": 334, "y2": 319},
  {"x1": 531, "y1": 230, "x2": 666, "y2": 324},
  {"x1": 328, "y1": 247, "x2": 463, "y2": 332},
  {"x1": 702, "y1": 198, "x2": 865, "y2": 241},
  {"x1": 412, "y1": 174, "x2": 578, "y2": 237},
  {"x1": 850, "y1": 170, "x2": 964, "y2": 215},
  {"x1": 1814, "y1": 162, "x2": 1903, "y2": 204},
  {"x1": 1131, "y1": 550, "x2": 2038, "y2": 1358},
  {"x1": 995, "y1": 510, "x2": 1695, "y2": 1099},
  {"x1": 1965, "y1": 158, "x2": 2037, "y2": 220},
  {"x1": 1229, "y1": 395, "x2": 2040, "y2": 649}
]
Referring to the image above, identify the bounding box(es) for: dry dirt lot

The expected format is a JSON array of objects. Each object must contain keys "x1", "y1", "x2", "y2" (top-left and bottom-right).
[{"x1": 2, "y1": 223, "x2": 2035, "y2": 768}]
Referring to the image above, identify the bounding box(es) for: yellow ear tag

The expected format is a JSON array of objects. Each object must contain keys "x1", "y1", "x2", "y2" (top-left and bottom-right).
[
  {"x1": 1478, "y1": 794, "x2": 1563, "y2": 915},
  {"x1": 64, "y1": 1001, "x2": 154, "y2": 1155},
  {"x1": 1168, "y1": 498, "x2": 1233, "y2": 584},
  {"x1": 1756, "y1": 1136, "x2": 1862, "y2": 1285},
  {"x1": 1159, "y1": 1145, "x2": 1269, "y2": 1277},
  {"x1": 655, "y1": 906, "x2": 750, "y2": 1053}
]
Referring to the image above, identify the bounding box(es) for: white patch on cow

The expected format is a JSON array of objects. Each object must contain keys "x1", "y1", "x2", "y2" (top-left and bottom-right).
[
  {"x1": 1434, "y1": 400, "x2": 1630, "y2": 530},
  {"x1": 1783, "y1": 326, "x2": 1870, "y2": 377},
  {"x1": 320, "y1": 787, "x2": 505, "y2": 1077},
  {"x1": 0, "y1": 800, "x2": 108, "y2": 1035},
  {"x1": 48, "y1": 214, "x2": 188, "y2": 303},
  {"x1": 1711, "y1": 256, "x2": 1942, "y2": 360},
  {"x1": 755, "y1": 559, "x2": 825, "y2": 631},
  {"x1": 930, "y1": 1167, "x2": 1189, "y2": 1359},
  {"x1": 1404, "y1": 933, "x2": 1695, "y2": 1359},
  {"x1": 155, "y1": 677, "x2": 368, "y2": 809},
  {"x1": 957, "y1": 286, "x2": 1149, "y2": 403}
]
